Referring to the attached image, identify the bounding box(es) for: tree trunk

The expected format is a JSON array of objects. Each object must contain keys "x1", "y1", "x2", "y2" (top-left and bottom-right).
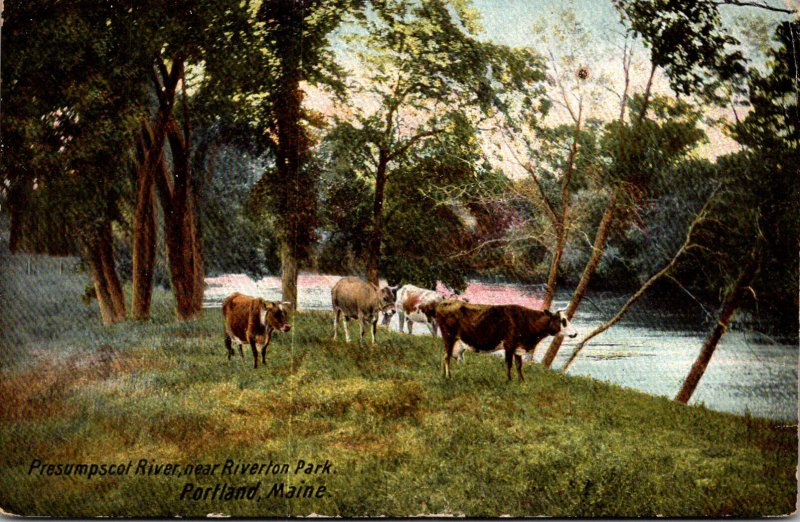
[
  {"x1": 271, "y1": 35, "x2": 308, "y2": 310},
  {"x1": 280, "y1": 242, "x2": 298, "y2": 312},
  {"x1": 542, "y1": 194, "x2": 617, "y2": 368},
  {"x1": 147, "y1": 55, "x2": 205, "y2": 321},
  {"x1": 84, "y1": 221, "x2": 126, "y2": 325},
  {"x1": 156, "y1": 151, "x2": 204, "y2": 321},
  {"x1": 7, "y1": 180, "x2": 30, "y2": 253},
  {"x1": 367, "y1": 150, "x2": 390, "y2": 286},
  {"x1": 562, "y1": 191, "x2": 716, "y2": 370},
  {"x1": 675, "y1": 243, "x2": 762, "y2": 404},
  {"x1": 543, "y1": 222, "x2": 565, "y2": 309},
  {"x1": 543, "y1": 114, "x2": 581, "y2": 309},
  {"x1": 542, "y1": 66, "x2": 656, "y2": 368},
  {"x1": 131, "y1": 162, "x2": 157, "y2": 320},
  {"x1": 131, "y1": 56, "x2": 183, "y2": 319}
]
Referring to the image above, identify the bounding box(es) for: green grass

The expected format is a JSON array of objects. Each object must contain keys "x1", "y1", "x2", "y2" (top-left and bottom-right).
[{"x1": 0, "y1": 255, "x2": 797, "y2": 516}]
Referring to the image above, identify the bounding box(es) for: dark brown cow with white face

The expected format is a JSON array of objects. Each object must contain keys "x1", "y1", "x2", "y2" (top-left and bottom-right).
[
  {"x1": 436, "y1": 300, "x2": 576, "y2": 380},
  {"x1": 222, "y1": 293, "x2": 291, "y2": 369}
]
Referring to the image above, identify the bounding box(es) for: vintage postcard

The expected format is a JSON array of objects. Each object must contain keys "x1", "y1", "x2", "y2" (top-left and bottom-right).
[{"x1": 1, "y1": 0, "x2": 798, "y2": 517}]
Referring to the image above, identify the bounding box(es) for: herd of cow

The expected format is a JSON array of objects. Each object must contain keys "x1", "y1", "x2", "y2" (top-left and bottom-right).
[{"x1": 222, "y1": 277, "x2": 577, "y2": 380}]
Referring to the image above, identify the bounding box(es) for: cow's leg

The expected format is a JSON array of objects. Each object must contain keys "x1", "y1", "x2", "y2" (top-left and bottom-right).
[
  {"x1": 514, "y1": 353, "x2": 524, "y2": 381},
  {"x1": 343, "y1": 316, "x2": 351, "y2": 343},
  {"x1": 440, "y1": 330, "x2": 455, "y2": 378},
  {"x1": 428, "y1": 319, "x2": 437, "y2": 337},
  {"x1": 357, "y1": 313, "x2": 365, "y2": 345},
  {"x1": 225, "y1": 334, "x2": 234, "y2": 360},
  {"x1": 250, "y1": 338, "x2": 259, "y2": 369},
  {"x1": 406, "y1": 318, "x2": 413, "y2": 335},
  {"x1": 371, "y1": 317, "x2": 377, "y2": 345},
  {"x1": 262, "y1": 330, "x2": 273, "y2": 365},
  {"x1": 333, "y1": 309, "x2": 339, "y2": 340},
  {"x1": 397, "y1": 310, "x2": 404, "y2": 332},
  {"x1": 505, "y1": 350, "x2": 514, "y2": 381},
  {"x1": 239, "y1": 343, "x2": 245, "y2": 360}
]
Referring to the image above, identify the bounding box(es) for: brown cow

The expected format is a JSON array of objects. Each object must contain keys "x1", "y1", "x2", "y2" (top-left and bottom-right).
[
  {"x1": 436, "y1": 300, "x2": 576, "y2": 380},
  {"x1": 222, "y1": 293, "x2": 291, "y2": 369},
  {"x1": 331, "y1": 277, "x2": 396, "y2": 345}
]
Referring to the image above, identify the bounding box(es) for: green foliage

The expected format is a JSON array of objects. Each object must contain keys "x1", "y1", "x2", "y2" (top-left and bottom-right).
[
  {"x1": 612, "y1": 0, "x2": 747, "y2": 100},
  {"x1": 317, "y1": 166, "x2": 374, "y2": 274},
  {"x1": 601, "y1": 95, "x2": 706, "y2": 190},
  {"x1": 322, "y1": 0, "x2": 547, "y2": 284},
  {"x1": 1, "y1": 1, "x2": 151, "y2": 251},
  {"x1": 697, "y1": 20, "x2": 799, "y2": 333},
  {"x1": 199, "y1": 144, "x2": 281, "y2": 278}
]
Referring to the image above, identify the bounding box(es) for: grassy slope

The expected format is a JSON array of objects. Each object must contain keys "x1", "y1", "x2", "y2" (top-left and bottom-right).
[{"x1": 0, "y1": 257, "x2": 796, "y2": 517}]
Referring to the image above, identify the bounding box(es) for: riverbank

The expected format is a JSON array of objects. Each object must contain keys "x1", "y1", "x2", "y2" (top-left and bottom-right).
[
  {"x1": 204, "y1": 272, "x2": 798, "y2": 420},
  {"x1": 0, "y1": 299, "x2": 796, "y2": 516}
]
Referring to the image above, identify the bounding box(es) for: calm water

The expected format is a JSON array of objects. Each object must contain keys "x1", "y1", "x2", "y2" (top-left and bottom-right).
[{"x1": 206, "y1": 273, "x2": 798, "y2": 421}]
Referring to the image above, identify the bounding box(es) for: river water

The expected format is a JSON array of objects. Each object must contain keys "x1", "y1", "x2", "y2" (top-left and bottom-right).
[{"x1": 205, "y1": 273, "x2": 798, "y2": 421}]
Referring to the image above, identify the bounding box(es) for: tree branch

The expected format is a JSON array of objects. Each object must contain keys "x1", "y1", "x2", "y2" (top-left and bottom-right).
[
  {"x1": 712, "y1": 0, "x2": 795, "y2": 14},
  {"x1": 387, "y1": 128, "x2": 443, "y2": 162},
  {"x1": 562, "y1": 186, "x2": 720, "y2": 371}
]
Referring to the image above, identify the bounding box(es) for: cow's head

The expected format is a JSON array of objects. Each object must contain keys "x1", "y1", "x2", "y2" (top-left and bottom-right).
[
  {"x1": 380, "y1": 286, "x2": 397, "y2": 319},
  {"x1": 262, "y1": 300, "x2": 292, "y2": 332},
  {"x1": 548, "y1": 309, "x2": 577, "y2": 338}
]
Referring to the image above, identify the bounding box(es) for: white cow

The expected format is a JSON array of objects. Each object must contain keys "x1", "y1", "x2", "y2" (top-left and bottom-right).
[{"x1": 394, "y1": 284, "x2": 444, "y2": 337}]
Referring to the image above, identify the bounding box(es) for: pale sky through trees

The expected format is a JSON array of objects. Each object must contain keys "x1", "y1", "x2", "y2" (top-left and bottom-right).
[
  {"x1": 474, "y1": 0, "x2": 796, "y2": 161},
  {"x1": 308, "y1": 0, "x2": 797, "y2": 173}
]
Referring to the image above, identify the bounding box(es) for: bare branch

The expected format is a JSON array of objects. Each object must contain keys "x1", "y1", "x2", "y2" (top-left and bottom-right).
[
  {"x1": 712, "y1": 0, "x2": 795, "y2": 14},
  {"x1": 448, "y1": 233, "x2": 551, "y2": 260},
  {"x1": 562, "y1": 187, "x2": 720, "y2": 371}
]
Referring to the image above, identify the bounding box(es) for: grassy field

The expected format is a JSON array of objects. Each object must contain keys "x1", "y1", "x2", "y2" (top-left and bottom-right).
[{"x1": 0, "y1": 254, "x2": 797, "y2": 517}]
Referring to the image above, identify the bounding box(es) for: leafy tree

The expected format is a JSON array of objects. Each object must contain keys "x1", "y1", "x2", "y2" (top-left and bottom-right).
[
  {"x1": 541, "y1": 92, "x2": 708, "y2": 367},
  {"x1": 2, "y1": 1, "x2": 150, "y2": 323},
  {"x1": 199, "y1": 0, "x2": 362, "y2": 310},
  {"x1": 611, "y1": 0, "x2": 749, "y2": 102},
  {"x1": 540, "y1": 0, "x2": 787, "y2": 366},
  {"x1": 675, "y1": 19, "x2": 799, "y2": 402},
  {"x1": 329, "y1": 0, "x2": 547, "y2": 285},
  {"x1": 2, "y1": 0, "x2": 255, "y2": 322}
]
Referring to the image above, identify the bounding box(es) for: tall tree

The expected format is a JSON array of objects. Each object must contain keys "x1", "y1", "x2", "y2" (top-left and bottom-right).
[
  {"x1": 541, "y1": 0, "x2": 765, "y2": 367},
  {"x1": 206, "y1": 0, "x2": 360, "y2": 310},
  {"x1": 129, "y1": 2, "x2": 252, "y2": 320},
  {"x1": 2, "y1": 0, "x2": 250, "y2": 322},
  {"x1": 1, "y1": 1, "x2": 150, "y2": 324},
  {"x1": 332, "y1": 0, "x2": 546, "y2": 285},
  {"x1": 676, "y1": 19, "x2": 799, "y2": 402}
]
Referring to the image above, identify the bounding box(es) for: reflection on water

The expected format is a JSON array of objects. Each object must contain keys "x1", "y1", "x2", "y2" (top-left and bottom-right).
[{"x1": 205, "y1": 273, "x2": 798, "y2": 421}]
